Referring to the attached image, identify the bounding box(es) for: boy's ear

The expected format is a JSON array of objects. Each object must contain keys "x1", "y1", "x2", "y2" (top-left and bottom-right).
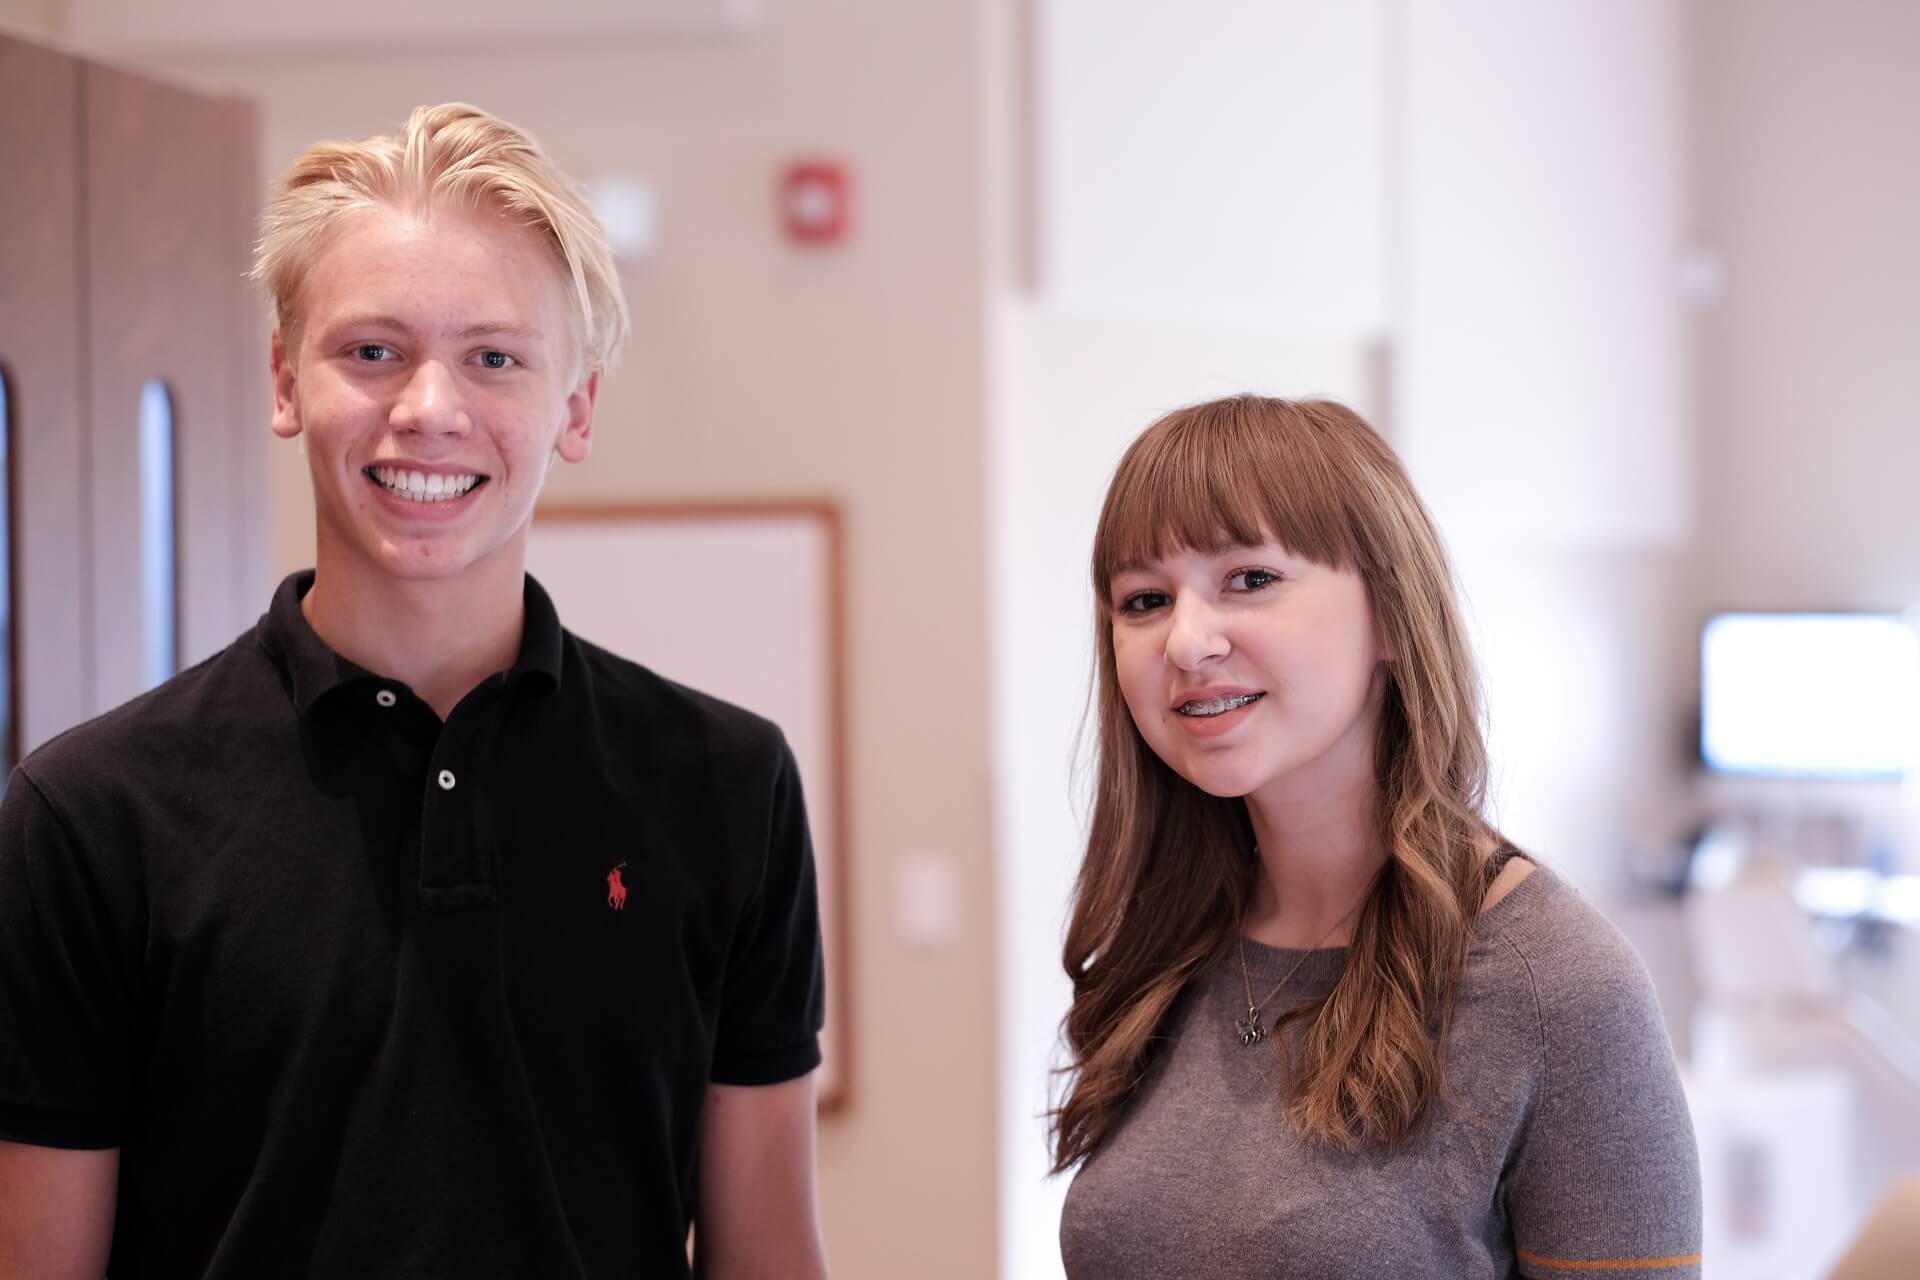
[
  {"x1": 270, "y1": 328, "x2": 301, "y2": 439},
  {"x1": 552, "y1": 369, "x2": 599, "y2": 466}
]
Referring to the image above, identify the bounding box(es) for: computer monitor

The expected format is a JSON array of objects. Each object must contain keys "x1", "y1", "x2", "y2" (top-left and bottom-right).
[{"x1": 1701, "y1": 611, "x2": 1920, "y2": 779}]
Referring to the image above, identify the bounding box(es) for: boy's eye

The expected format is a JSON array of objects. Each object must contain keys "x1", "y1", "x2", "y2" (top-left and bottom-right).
[
  {"x1": 354, "y1": 343, "x2": 393, "y2": 362},
  {"x1": 478, "y1": 351, "x2": 515, "y2": 369}
]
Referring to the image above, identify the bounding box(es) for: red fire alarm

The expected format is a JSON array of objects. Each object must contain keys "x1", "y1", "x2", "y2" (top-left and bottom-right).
[{"x1": 779, "y1": 160, "x2": 851, "y2": 245}]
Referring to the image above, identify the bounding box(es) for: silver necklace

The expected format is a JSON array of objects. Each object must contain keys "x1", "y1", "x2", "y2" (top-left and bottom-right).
[{"x1": 1233, "y1": 901, "x2": 1364, "y2": 1047}]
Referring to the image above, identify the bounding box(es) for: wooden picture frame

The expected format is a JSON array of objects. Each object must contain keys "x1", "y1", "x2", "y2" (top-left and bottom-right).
[{"x1": 527, "y1": 500, "x2": 851, "y2": 1111}]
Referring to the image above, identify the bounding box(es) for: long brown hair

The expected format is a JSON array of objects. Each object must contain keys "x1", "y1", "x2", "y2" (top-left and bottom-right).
[{"x1": 1052, "y1": 396, "x2": 1505, "y2": 1170}]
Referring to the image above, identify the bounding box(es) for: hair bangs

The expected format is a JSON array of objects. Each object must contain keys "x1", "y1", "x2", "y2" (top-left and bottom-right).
[{"x1": 1092, "y1": 397, "x2": 1364, "y2": 601}]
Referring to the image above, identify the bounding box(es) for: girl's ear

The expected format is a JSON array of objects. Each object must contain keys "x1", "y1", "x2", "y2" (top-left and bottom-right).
[{"x1": 1371, "y1": 600, "x2": 1398, "y2": 665}]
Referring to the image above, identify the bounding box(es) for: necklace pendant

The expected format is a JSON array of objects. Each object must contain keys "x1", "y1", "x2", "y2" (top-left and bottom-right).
[{"x1": 1235, "y1": 1005, "x2": 1267, "y2": 1047}]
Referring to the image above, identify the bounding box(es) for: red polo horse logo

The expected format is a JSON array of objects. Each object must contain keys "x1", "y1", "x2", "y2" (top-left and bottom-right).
[{"x1": 607, "y1": 862, "x2": 629, "y2": 911}]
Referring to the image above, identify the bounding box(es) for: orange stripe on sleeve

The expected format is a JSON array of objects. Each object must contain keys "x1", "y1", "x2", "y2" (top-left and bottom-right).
[{"x1": 1516, "y1": 1246, "x2": 1702, "y2": 1273}]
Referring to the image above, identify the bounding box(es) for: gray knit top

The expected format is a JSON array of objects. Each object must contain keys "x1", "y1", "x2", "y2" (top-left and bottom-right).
[{"x1": 1059, "y1": 863, "x2": 1703, "y2": 1278}]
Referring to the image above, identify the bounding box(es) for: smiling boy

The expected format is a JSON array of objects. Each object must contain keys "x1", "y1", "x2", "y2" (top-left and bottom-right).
[{"x1": 0, "y1": 104, "x2": 828, "y2": 1277}]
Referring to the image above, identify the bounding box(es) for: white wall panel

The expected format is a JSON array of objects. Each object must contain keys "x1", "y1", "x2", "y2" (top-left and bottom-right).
[
  {"x1": 1394, "y1": 0, "x2": 1691, "y2": 547},
  {"x1": 1038, "y1": 0, "x2": 1389, "y2": 339}
]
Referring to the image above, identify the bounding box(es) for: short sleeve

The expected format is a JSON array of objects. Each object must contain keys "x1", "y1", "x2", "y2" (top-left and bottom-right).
[
  {"x1": 708, "y1": 738, "x2": 825, "y2": 1086},
  {"x1": 0, "y1": 767, "x2": 141, "y2": 1149},
  {"x1": 1503, "y1": 931, "x2": 1703, "y2": 1279}
]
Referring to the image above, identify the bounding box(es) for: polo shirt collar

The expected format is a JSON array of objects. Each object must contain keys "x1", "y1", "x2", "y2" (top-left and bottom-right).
[
  {"x1": 258, "y1": 570, "x2": 565, "y2": 715},
  {"x1": 515, "y1": 575, "x2": 564, "y2": 694}
]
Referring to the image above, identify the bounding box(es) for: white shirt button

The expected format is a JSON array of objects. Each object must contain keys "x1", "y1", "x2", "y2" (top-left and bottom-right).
[
  {"x1": 375, "y1": 690, "x2": 397, "y2": 708},
  {"x1": 437, "y1": 769, "x2": 457, "y2": 791}
]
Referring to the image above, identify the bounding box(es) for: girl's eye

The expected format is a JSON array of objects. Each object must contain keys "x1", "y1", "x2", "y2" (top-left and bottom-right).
[
  {"x1": 354, "y1": 343, "x2": 393, "y2": 362},
  {"x1": 1229, "y1": 567, "x2": 1281, "y2": 592},
  {"x1": 478, "y1": 350, "x2": 515, "y2": 369},
  {"x1": 1118, "y1": 590, "x2": 1171, "y2": 614}
]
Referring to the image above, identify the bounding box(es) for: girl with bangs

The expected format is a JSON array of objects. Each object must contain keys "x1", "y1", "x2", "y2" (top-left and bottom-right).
[{"x1": 1055, "y1": 397, "x2": 1701, "y2": 1278}]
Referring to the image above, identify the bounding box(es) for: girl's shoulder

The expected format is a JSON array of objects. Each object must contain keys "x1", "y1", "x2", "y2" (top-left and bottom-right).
[{"x1": 1468, "y1": 857, "x2": 1669, "y2": 1042}]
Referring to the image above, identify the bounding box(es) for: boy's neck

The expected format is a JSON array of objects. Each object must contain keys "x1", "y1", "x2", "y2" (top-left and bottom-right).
[{"x1": 301, "y1": 551, "x2": 528, "y2": 721}]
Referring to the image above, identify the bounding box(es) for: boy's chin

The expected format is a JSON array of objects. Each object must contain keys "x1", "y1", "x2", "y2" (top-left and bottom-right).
[{"x1": 360, "y1": 538, "x2": 496, "y2": 584}]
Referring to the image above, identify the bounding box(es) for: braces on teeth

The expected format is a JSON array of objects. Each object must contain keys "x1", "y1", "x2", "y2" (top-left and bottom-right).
[{"x1": 1179, "y1": 693, "x2": 1262, "y2": 717}]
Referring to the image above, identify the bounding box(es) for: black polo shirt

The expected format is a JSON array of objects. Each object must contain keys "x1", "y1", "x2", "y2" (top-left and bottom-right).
[{"x1": 0, "y1": 571, "x2": 824, "y2": 1276}]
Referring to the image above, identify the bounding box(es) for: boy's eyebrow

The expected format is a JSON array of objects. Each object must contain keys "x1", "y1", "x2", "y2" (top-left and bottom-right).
[
  {"x1": 455, "y1": 321, "x2": 544, "y2": 342},
  {"x1": 322, "y1": 314, "x2": 544, "y2": 343},
  {"x1": 324, "y1": 312, "x2": 412, "y2": 334}
]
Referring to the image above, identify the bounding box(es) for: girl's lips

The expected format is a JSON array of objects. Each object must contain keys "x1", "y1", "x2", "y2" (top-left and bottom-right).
[{"x1": 1172, "y1": 695, "x2": 1262, "y2": 739}]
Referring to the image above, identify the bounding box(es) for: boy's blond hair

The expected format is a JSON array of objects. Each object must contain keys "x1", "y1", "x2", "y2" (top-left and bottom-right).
[{"x1": 253, "y1": 103, "x2": 629, "y2": 373}]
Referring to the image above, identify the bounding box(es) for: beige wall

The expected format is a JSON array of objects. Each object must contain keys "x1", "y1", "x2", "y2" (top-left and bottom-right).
[
  {"x1": 154, "y1": 5, "x2": 999, "y2": 1274},
  {"x1": 1691, "y1": 0, "x2": 1920, "y2": 613},
  {"x1": 0, "y1": 0, "x2": 67, "y2": 41}
]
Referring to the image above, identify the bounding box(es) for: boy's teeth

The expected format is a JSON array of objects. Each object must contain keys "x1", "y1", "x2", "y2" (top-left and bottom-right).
[{"x1": 371, "y1": 467, "x2": 480, "y2": 502}]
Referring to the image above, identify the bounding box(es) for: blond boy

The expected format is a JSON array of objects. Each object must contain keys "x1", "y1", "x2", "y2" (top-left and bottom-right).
[{"x1": 0, "y1": 105, "x2": 828, "y2": 1277}]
